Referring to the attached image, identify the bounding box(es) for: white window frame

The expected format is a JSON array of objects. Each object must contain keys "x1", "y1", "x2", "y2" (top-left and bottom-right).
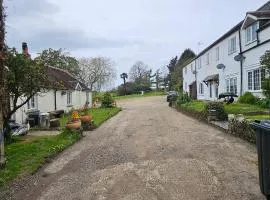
[
  {"x1": 199, "y1": 83, "x2": 204, "y2": 95},
  {"x1": 27, "y1": 95, "x2": 37, "y2": 109},
  {"x1": 226, "y1": 77, "x2": 237, "y2": 95},
  {"x1": 228, "y1": 36, "x2": 236, "y2": 54},
  {"x1": 247, "y1": 68, "x2": 264, "y2": 91},
  {"x1": 245, "y1": 23, "x2": 258, "y2": 44},
  {"x1": 67, "y1": 91, "x2": 72, "y2": 105},
  {"x1": 215, "y1": 47, "x2": 219, "y2": 61}
]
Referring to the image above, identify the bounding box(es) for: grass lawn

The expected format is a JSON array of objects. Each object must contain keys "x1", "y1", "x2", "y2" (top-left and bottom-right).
[
  {"x1": 180, "y1": 101, "x2": 205, "y2": 112},
  {"x1": 0, "y1": 130, "x2": 81, "y2": 187},
  {"x1": 0, "y1": 107, "x2": 121, "y2": 187},
  {"x1": 114, "y1": 91, "x2": 165, "y2": 100},
  {"x1": 224, "y1": 103, "x2": 267, "y2": 114},
  {"x1": 245, "y1": 114, "x2": 270, "y2": 121},
  {"x1": 179, "y1": 100, "x2": 268, "y2": 116},
  {"x1": 60, "y1": 107, "x2": 121, "y2": 127}
]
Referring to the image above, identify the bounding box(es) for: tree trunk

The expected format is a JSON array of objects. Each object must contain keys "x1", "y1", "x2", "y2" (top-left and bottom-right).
[{"x1": 0, "y1": 0, "x2": 5, "y2": 166}]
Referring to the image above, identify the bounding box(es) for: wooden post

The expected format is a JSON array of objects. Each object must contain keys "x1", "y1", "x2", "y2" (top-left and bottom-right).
[{"x1": 0, "y1": 0, "x2": 6, "y2": 167}]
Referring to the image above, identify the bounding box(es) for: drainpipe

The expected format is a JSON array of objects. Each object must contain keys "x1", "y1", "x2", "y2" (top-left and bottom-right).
[
  {"x1": 238, "y1": 30, "x2": 243, "y2": 96},
  {"x1": 54, "y1": 90, "x2": 57, "y2": 110}
]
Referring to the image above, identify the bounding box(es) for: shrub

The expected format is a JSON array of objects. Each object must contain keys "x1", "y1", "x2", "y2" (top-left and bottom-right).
[
  {"x1": 204, "y1": 101, "x2": 228, "y2": 121},
  {"x1": 101, "y1": 92, "x2": 114, "y2": 108},
  {"x1": 258, "y1": 98, "x2": 270, "y2": 109},
  {"x1": 175, "y1": 92, "x2": 192, "y2": 107},
  {"x1": 238, "y1": 92, "x2": 259, "y2": 104}
]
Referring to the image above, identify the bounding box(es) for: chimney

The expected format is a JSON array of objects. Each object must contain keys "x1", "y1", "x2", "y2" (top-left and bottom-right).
[{"x1": 22, "y1": 42, "x2": 30, "y2": 58}]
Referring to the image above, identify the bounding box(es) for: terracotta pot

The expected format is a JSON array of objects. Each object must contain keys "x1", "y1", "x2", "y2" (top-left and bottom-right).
[
  {"x1": 80, "y1": 114, "x2": 92, "y2": 122},
  {"x1": 65, "y1": 120, "x2": 81, "y2": 129}
]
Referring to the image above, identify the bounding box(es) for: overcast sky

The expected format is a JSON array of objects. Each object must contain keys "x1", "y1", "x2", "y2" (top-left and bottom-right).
[{"x1": 5, "y1": 0, "x2": 268, "y2": 87}]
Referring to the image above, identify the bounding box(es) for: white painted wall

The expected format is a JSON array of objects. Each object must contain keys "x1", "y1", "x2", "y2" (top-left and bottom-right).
[
  {"x1": 183, "y1": 60, "x2": 196, "y2": 95},
  {"x1": 13, "y1": 89, "x2": 92, "y2": 124},
  {"x1": 190, "y1": 31, "x2": 241, "y2": 101},
  {"x1": 242, "y1": 30, "x2": 270, "y2": 97}
]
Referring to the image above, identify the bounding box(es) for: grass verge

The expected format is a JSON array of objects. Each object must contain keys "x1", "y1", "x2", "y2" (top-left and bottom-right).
[
  {"x1": 0, "y1": 107, "x2": 121, "y2": 187},
  {"x1": 114, "y1": 91, "x2": 165, "y2": 100},
  {"x1": 60, "y1": 107, "x2": 121, "y2": 127},
  {"x1": 180, "y1": 101, "x2": 268, "y2": 116},
  {"x1": 0, "y1": 129, "x2": 81, "y2": 187}
]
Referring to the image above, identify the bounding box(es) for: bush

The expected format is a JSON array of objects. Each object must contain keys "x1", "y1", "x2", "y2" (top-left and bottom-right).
[
  {"x1": 258, "y1": 98, "x2": 270, "y2": 109},
  {"x1": 204, "y1": 101, "x2": 228, "y2": 121},
  {"x1": 238, "y1": 92, "x2": 259, "y2": 104},
  {"x1": 175, "y1": 92, "x2": 192, "y2": 107},
  {"x1": 101, "y1": 92, "x2": 114, "y2": 108}
]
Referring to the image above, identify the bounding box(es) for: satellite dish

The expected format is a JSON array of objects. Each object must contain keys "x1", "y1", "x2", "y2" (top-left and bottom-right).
[
  {"x1": 216, "y1": 64, "x2": 225, "y2": 69},
  {"x1": 234, "y1": 54, "x2": 245, "y2": 62}
]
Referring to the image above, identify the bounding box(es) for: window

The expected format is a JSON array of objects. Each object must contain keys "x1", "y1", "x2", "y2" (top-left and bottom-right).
[
  {"x1": 215, "y1": 47, "x2": 219, "y2": 61},
  {"x1": 209, "y1": 83, "x2": 212, "y2": 98},
  {"x1": 206, "y1": 53, "x2": 210, "y2": 65},
  {"x1": 191, "y1": 64, "x2": 193, "y2": 72},
  {"x1": 226, "y1": 77, "x2": 237, "y2": 94},
  {"x1": 248, "y1": 71, "x2": 252, "y2": 90},
  {"x1": 198, "y1": 58, "x2": 202, "y2": 69},
  {"x1": 228, "y1": 37, "x2": 236, "y2": 54},
  {"x1": 245, "y1": 23, "x2": 258, "y2": 44},
  {"x1": 27, "y1": 95, "x2": 37, "y2": 109},
  {"x1": 247, "y1": 68, "x2": 264, "y2": 91},
  {"x1": 67, "y1": 92, "x2": 72, "y2": 105},
  {"x1": 254, "y1": 69, "x2": 260, "y2": 90},
  {"x1": 215, "y1": 85, "x2": 218, "y2": 98},
  {"x1": 226, "y1": 79, "x2": 230, "y2": 93},
  {"x1": 184, "y1": 82, "x2": 187, "y2": 91},
  {"x1": 199, "y1": 83, "x2": 204, "y2": 94},
  {"x1": 185, "y1": 67, "x2": 187, "y2": 74}
]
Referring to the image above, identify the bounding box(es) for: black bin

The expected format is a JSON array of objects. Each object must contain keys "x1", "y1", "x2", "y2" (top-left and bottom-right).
[
  {"x1": 26, "y1": 110, "x2": 40, "y2": 127},
  {"x1": 251, "y1": 120, "x2": 270, "y2": 199}
]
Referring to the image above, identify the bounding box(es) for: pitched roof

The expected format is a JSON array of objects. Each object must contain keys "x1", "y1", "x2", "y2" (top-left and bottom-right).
[
  {"x1": 183, "y1": 2, "x2": 270, "y2": 68},
  {"x1": 44, "y1": 66, "x2": 89, "y2": 91},
  {"x1": 247, "y1": 10, "x2": 270, "y2": 18}
]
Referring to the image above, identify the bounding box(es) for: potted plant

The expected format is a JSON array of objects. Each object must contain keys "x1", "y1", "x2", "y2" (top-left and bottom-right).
[
  {"x1": 80, "y1": 103, "x2": 92, "y2": 123},
  {"x1": 65, "y1": 110, "x2": 81, "y2": 129}
]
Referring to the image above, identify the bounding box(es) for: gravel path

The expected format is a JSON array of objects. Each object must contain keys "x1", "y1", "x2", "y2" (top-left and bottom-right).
[{"x1": 4, "y1": 96, "x2": 263, "y2": 200}]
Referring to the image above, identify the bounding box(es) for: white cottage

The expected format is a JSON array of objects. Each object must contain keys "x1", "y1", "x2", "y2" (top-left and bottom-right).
[
  {"x1": 12, "y1": 44, "x2": 92, "y2": 124},
  {"x1": 183, "y1": 1, "x2": 270, "y2": 100}
]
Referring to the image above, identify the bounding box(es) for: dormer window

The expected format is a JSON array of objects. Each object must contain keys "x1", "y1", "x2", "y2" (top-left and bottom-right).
[{"x1": 245, "y1": 23, "x2": 258, "y2": 44}]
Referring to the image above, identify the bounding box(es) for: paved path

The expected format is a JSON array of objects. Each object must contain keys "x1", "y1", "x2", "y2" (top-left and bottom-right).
[{"x1": 8, "y1": 96, "x2": 263, "y2": 200}]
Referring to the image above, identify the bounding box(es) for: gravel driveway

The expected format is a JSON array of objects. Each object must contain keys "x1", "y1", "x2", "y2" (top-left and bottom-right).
[{"x1": 6, "y1": 96, "x2": 263, "y2": 200}]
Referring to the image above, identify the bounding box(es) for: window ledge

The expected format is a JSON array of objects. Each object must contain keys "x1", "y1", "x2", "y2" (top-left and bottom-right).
[
  {"x1": 245, "y1": 39, "x2": 257, "y2": 46},
  {"x1": 228, "y1": 50, "x2": 237, "y2": 55}
]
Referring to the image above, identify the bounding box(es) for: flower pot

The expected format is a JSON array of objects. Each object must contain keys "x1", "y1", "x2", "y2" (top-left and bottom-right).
[
  {"x1": 80, "y1": 114, "x2": 92, "y2": 123},
  {"x1": 65, "y1": 120, "x2": 81, "y2": 129}
]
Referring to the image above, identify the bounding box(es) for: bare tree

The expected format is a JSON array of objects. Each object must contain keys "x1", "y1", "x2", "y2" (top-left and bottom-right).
[
  {"x1": 129, "y1": 61, "x2": 152, "y2": 90},
  {"x1": 78, "y1": 57, "x2": 116, "y2": 91}
]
